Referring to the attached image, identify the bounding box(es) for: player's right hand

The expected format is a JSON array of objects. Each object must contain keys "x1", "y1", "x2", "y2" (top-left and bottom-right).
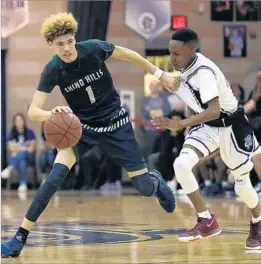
[
  {"x1": 51, "y1": 106, "x2": 73, "y2": 114},
  {"x1": 160, "y1": 72, "x2": 181, "y2": 93}
]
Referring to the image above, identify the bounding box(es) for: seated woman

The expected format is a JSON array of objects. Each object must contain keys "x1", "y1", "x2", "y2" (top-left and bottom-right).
[{"x1": 1, "y1": 113, "x2": 36, "y2": 191}]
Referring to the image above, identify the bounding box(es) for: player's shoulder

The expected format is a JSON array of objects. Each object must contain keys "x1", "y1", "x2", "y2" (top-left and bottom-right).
[
  {"x1": 76, "y1": 39, "x2": 104, "y2": 51},
  {"x1": 188, "y1": 53, "x2": 220, "y2": 78},
  {"x1": 43, "y1": 56, "x2": 60, "y2": 75},
  {"x1": 196, "y1": 53, "x2": 217, "y2": 69}
]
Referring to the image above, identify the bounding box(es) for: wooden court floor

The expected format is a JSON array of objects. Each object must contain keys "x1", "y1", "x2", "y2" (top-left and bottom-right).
[{"x1": 1, "y1": 189, "x2": 261, "y2": 264}]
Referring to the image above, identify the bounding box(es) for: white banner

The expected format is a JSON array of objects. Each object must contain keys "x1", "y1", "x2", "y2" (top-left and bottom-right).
[{"x1": 1, "y1": 0, "x2": 29, "y2": 38}]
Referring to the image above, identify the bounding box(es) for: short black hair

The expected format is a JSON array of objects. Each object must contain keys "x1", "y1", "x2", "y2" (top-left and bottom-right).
[{"x1": 171, "y1": 28, "x2": 198, "y2": 43}]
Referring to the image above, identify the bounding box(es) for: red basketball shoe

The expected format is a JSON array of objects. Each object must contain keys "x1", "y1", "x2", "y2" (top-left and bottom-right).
[
  {"x1": 246, "y1": 220, "x2": 261, "y2": 250},
  {"x1": 179, "y1": 214, "x2": 222, "y2": 242}
]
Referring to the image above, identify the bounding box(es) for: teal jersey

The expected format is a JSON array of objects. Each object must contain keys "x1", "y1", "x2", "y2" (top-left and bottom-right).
[{"x1": 37, "y1": 39, "x2": 121, "y2": 126}]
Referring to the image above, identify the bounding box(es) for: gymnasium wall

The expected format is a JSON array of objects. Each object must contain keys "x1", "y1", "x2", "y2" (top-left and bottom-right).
[{"x1": 5, "y1": 0, "x2": 261, "y2": 136}]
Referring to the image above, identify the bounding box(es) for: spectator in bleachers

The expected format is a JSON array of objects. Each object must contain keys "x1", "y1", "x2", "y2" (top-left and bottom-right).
[
  {"x1": 39, "y1": 124, "x2": 55, "y2": 184},
  {"x1": 1, "y1": 113, "x2": 36, "y2": 191},
  {"x1": 199, "y1": 150, "x2": 229, "y2": 196},
  {"x1": 167, "y1": 93, "x2": 185, "y2": 113},
  {"x1": 141, "y1": 80, "x2": 171, "y2": 159},
  {"x1": 231, "y1": 83, "x2": 245, "y2": 104},
  {"x1": 79, "y1": 145, "x2": 122, "y2": 190}
]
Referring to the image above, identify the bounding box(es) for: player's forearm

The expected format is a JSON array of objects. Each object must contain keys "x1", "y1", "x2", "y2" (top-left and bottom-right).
[
  {"x1": 28, "y1": 104, "x2": 52, "y2": 122},
  {"x1": 112, "y1": 46, "x2": 157, "y2": 75},
  {"x1": 180, "y1": 108, "x2": 220, "y2": 128}
]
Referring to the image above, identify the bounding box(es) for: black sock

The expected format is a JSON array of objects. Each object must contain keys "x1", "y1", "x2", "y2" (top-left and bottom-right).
[
  {"x1": 15, "y1": 227, "x2": 29, "y2": 243},
  {"x1": 26, "y1": 163, "x2": 70, "y2": 222}
]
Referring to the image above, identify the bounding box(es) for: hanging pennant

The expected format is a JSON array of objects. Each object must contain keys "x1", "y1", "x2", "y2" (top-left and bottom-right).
[{"x1": 125, "y1": 0, "x2": 171, "y2": 41}]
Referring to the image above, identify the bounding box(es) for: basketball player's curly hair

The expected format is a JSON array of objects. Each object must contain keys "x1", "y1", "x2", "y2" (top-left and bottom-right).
[{"x1": 41, "y1": 13, "x2": 78, "y2": 42}]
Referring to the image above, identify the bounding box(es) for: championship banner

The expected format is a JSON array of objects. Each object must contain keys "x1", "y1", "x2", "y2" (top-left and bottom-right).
[
  {"x1": 1, "y1": 0, "x2": 29, "y2": 38},
  {"x1": 125, "y1": 0, "x2": 171, "y2": 41}
]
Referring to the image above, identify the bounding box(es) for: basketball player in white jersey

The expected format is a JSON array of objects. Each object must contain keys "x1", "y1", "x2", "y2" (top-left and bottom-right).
[{"x1": 153, "y1": 29, "x2": 261, "y2": 249}]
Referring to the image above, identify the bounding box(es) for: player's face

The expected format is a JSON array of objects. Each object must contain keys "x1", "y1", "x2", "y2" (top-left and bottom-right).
[
  {"x1": 169, "y1": 40, "x2": 194, "y2": 71},
  {"x1": 49, "y1": 34, "x2": 77, "y2": 63}
]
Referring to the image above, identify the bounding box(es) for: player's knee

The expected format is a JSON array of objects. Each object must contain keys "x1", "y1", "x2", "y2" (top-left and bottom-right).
[
  {"x1": 173, "y1": 156, "x2": 190, "y2": 182},
  {"x1": 173, "y1": 148, "x2": 200, "y2": 194},
  {"x1": 174, "y1": 157, "x2": 199, "y2": 193},
  {"x1": 173, "y1": 148, "x2": 199, "y2": 183},
  {"x1": 55, "y1": 148, "x2": 76, "y2": 169},
  {"x1": 234, "y1": 174, "x2": 258, "y2": 209},
  {"x1": 131, "y1": 173, "x2": 157, "y2": 197}
]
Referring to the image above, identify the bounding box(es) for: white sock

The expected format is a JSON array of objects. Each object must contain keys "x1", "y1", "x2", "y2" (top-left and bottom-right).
[
  {"x1": 252, "y1": 214, "x2": 261, "y2": 224},
  {"x1": 198, "y1": 210, "x2": 212, "y2": 219}
]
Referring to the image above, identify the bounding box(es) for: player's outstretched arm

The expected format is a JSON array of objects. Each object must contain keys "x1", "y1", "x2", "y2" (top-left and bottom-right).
[
  {"x1": 111, "y1": 46, "x2": 180, "y2": 92},
  {"x1": 28, "y1": 91, "x2": 52, "y2": 122}
]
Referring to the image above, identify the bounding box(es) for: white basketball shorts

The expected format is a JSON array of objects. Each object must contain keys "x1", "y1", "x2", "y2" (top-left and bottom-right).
[{"x1": 185, "y1": 119, "x2": 261, "y2": 175}]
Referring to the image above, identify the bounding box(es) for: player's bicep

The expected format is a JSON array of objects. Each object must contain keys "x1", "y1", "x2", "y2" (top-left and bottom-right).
[
  {"x1": 110, "y1": 46, "x2": 130, "y2": 60},
  {"x1": 207, "y1": 96, "x2": 220, "y2": 113},
  {"x1": 198, "y1": 70, "x2": 219, "y2": 104},
  {"x1": 30, "y1": 91, "x2": 49, "y2": 108}
]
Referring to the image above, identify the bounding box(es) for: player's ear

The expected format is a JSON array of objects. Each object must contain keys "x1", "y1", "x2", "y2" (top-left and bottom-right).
[
  {"x1": 47, "y1": 41, "x2": 55, "y2": 52},
  {"x1": 188, "y1": 46, "x2": 196, "y2": 57}
]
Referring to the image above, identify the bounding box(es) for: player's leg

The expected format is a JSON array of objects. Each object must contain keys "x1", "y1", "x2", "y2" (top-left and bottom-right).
[
  {"x1": 99, "y1": 122, "x2": 175, "y2": 213},
  {"x1": 175, "y1": 125, "x2": 222, "y2": 242},
  {"x1": 220, "y1": 121, "x2": 261, "y2": 250},
  {"x1": 1, "y1": 148, "x2": 76, "y2": 258}
]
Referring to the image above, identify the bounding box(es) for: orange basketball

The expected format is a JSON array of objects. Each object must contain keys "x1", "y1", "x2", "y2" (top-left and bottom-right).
[{"x1": 43, "y1": 112, "x2": 82, "y2": 149}]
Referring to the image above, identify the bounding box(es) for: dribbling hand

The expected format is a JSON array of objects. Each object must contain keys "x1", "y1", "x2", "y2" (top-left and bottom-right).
[{"x1": 51, "y1": 106, "x2": 73, "y2": 114}]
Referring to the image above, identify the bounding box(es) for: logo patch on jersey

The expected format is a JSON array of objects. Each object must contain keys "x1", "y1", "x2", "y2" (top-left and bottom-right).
[{"x1": 244, "y1": 135, "x2": 253, "y2": 150}]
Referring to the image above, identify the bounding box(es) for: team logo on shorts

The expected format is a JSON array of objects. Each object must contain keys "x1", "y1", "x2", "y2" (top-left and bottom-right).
[{"x1": 244, "y1": 135, "x2": 253, "y2": 150}]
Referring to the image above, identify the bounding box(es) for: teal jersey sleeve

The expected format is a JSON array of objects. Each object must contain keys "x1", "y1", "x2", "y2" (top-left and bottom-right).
[
  {"x1": 37, "y1": 60, "x2": 59, "y2": 93},
  {"x1": 83, "y1": 39, "x2": 115, "y2": 62}
]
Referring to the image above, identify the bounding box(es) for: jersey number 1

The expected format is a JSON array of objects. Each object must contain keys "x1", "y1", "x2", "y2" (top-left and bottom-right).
[{"x1": 86, "y1": 86, "x2": 96, "y2": 104}]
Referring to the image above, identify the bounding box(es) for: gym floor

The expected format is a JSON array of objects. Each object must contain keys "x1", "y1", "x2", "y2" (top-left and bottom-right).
[{"x1": 1, "y1": 189, "x2": 261, "y2": 264}]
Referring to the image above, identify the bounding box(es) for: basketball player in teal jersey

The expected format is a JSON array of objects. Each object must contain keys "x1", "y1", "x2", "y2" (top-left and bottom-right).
[{"x1": 1, "y1": 13, "x2": 178, "y2": 258}]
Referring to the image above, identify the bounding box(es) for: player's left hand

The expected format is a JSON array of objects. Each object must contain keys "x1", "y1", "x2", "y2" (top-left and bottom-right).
[
  {"x1": 152, "y1": 116, "x2": 183, "y2": 131},
  {"x1": 160, "y1": 72, "x2": 181, "y2": 93}
]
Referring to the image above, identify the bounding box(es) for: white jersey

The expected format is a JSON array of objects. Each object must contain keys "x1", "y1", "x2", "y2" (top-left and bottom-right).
[{"x1": 175, "y1": 53, "x2": 238, "y2": 115}]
